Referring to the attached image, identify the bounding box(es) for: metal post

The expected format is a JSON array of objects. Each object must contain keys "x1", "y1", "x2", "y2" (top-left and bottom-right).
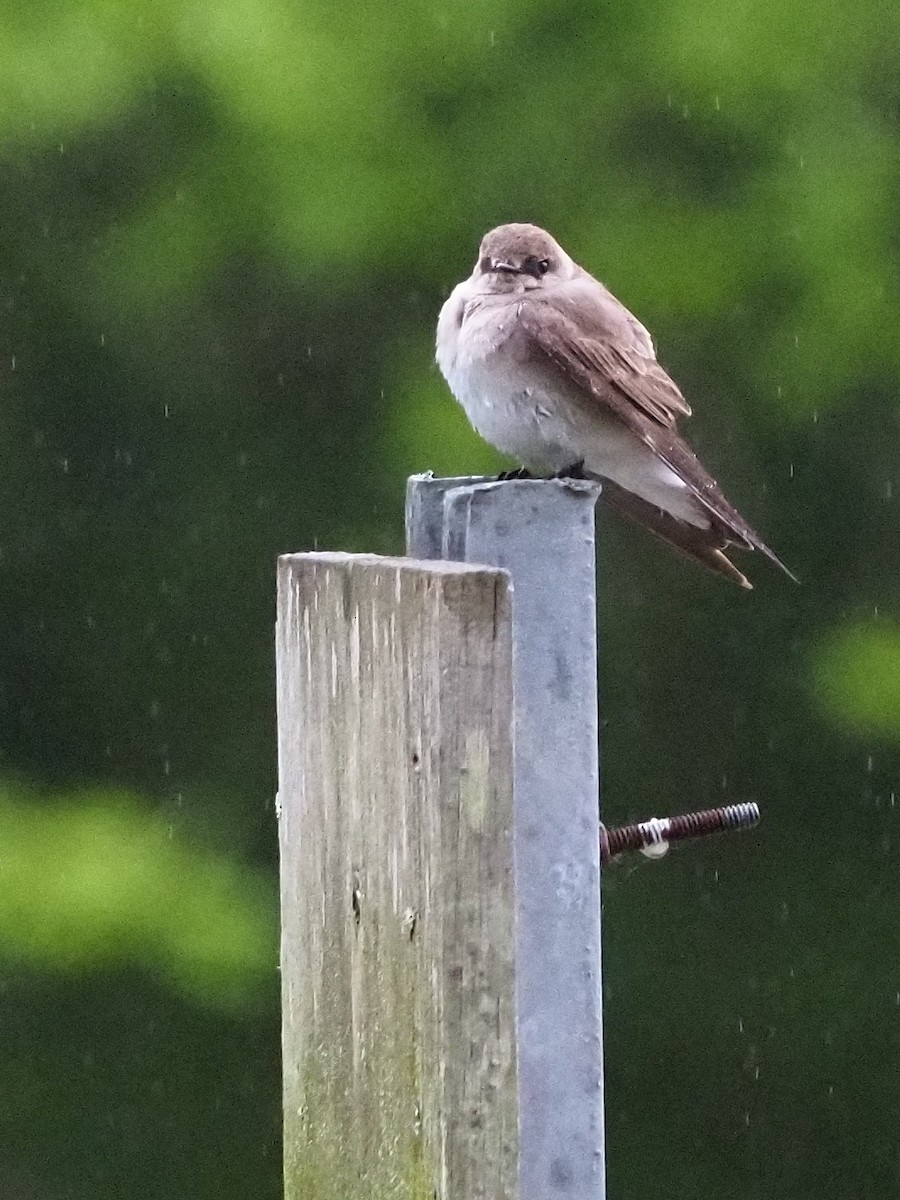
[{"x1": 407, "y1": 474, "x2": 605, "y2": 1200}]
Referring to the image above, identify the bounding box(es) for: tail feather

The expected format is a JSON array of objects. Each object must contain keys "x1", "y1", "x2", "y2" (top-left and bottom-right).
[
  {"x1": 599, "y1": 479, "x2": 756, "y2": 588},
  {"x1": 646, "y1": 431, "x2": 798, "y2": 583}
]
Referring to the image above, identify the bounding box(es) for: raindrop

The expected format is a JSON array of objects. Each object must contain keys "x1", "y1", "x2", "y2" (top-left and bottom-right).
[
  {"x1": 164, "y1": 404, "x2": 170, "y2": 418},
  {"x1": 714, "y1": 95, "x2": 721, "y2": 110},
  {"x1": 789, "y1": 463, "x2": 794, "y2": 479}
]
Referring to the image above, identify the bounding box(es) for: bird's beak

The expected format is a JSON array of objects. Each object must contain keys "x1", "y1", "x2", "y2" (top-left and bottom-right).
[{"x1": 492, "y1": 261, "x2": 521, "y2": 274}]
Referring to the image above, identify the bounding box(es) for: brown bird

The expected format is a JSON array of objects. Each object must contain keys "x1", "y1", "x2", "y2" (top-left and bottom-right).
[{"x1": 436, "y1": 222, "x2": 794, "y2": 588}]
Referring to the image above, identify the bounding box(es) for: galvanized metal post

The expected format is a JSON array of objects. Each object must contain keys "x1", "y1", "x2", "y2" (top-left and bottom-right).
[{"x1": 407, "y1": 474, "x2": 606, "y2": 1200}]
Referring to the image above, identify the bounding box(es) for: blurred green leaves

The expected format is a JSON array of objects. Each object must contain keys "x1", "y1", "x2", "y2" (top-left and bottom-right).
[
  {"x1": 3, "y1": 0, "x2": 898, "y2": 442},
  {"x1": 0, "y1": 783, "x2": 275, "y2": 1012},
  {"x1": 814, "y1": 621, "x2": 900, "y2": 741}
]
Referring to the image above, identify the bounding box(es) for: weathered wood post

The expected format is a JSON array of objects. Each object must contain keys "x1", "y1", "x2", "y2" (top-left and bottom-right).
[
  {"x1": 277, "y1": 553, "x2": 518, "y2": 1198},
  {"x1": 277, "y1": 476, "x2": 605, "y2": 1199}
]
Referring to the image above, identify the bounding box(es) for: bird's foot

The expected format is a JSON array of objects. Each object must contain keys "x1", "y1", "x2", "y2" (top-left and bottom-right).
[
  {"x1": 497, "y1": 466, "x2": 532, "y2": 481},
  {"x1": 554, "y1": 459, "x2": 586, "y2": 479}
]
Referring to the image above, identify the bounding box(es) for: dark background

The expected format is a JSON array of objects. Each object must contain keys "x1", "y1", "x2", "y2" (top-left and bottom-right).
[{"x1": 2, "y1": 0, "x2": 900, "y2": 1195}]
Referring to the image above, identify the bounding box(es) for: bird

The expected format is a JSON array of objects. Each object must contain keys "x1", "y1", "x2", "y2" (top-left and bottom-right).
[{"x1": 435, "y1": 222, "x2": 794, "y2": 588}]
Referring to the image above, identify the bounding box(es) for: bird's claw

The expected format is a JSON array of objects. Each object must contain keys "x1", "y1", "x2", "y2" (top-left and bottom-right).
[{"x1": 554, "y1": 459, "x2": 586, "y2": 479}]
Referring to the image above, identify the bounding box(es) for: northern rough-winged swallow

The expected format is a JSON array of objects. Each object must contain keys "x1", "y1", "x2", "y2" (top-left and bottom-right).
[{"x1": 436, "y1": 222, "x2": 794, "y2": 588}]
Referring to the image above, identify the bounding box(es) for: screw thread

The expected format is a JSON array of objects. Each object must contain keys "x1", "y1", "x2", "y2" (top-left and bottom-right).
[{"x1": 601, "y1": 802, "x2": 760, "y2": 863}]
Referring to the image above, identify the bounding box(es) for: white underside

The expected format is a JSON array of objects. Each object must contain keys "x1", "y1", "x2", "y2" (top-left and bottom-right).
[{"x1": 437, "y1": 294, "x2": 708, "y2": 529}]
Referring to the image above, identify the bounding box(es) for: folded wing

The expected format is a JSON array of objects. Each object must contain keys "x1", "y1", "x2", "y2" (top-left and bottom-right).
[{"x1": 516, "y1": 285, "x2": 794, "y2": 582}]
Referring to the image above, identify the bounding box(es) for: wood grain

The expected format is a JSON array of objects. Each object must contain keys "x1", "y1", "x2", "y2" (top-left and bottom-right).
[{"x1": 277, "y1": 552, "x2": 516, "y2": 1200}]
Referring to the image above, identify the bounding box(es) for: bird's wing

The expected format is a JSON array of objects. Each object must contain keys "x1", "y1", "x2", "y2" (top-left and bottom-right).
[{"x1": 515, "y1": 286, "x2": 792, "y2": 575}]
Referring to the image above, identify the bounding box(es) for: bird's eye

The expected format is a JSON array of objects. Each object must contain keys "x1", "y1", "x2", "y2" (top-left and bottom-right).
[
  {"x1": 522, "y1": 255, "x2": 551, "y2": 279},
  {"x1": 479, "y1": 255, "x2": 492, "y2": 273}
]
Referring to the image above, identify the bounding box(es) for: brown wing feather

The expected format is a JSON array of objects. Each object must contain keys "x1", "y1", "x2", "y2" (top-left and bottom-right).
[
  {"x1": 516, "y1": 293, "x2": 795, "y2": 579},
  {"x1": 581, "y1": 337, "x2": 693, "y2": 426},
  {"x1": 531, "y1": 279, "x2": 694, "y2": 425}
]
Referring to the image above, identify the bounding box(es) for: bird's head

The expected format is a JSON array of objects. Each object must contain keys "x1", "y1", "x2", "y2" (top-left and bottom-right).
[{"x1": 473, "y1": 223, "x2": 576, "y2": 292}]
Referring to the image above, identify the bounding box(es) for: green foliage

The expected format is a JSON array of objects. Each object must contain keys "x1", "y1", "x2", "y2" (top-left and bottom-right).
[
  {"x1": 1, "y1": 0, "x2": 900, "y2": 1196},
  {"x1": 0, "y1": 783, "x2": 275, "y2": 1010},
  {"x1": 814, "y1": 622, "x2": 900, "y2": 740}
]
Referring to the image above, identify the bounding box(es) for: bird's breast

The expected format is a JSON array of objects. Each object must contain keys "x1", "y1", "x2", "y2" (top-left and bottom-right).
[{"x1": 439, "y1": 315, "x2": 586, "y2": 473}]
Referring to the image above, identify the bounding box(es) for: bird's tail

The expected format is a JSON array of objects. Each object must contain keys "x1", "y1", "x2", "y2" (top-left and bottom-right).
[{"x1": 599, "y1": 479, "x2": 757, "y2": 588}]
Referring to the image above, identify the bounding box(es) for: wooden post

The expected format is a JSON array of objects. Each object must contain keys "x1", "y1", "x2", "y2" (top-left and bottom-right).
[
  {"x1": 277, "y1": 552, "x2": 517, "y2": 1199},
  {"x1": 407, "y1": 476, "x2": 606, "y2": 1200}
]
